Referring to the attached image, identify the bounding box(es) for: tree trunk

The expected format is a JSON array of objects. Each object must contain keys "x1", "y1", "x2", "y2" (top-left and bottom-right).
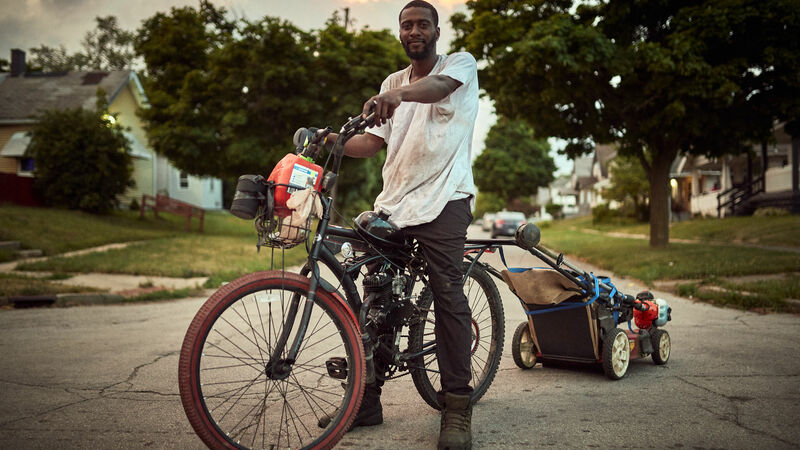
[{"x1": 646, "y1": 148, "x2": 677, "y2": 248}]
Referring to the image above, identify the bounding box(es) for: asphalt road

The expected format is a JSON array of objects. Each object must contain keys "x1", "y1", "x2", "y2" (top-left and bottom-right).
[{"x1": 1, "y1": 225, "x2": 799, "y2": 449}]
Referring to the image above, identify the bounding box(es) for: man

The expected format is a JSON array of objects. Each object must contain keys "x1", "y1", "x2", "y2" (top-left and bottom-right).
[{"x1": 327, "y1": 1, "x2": 479, "y2": 448}]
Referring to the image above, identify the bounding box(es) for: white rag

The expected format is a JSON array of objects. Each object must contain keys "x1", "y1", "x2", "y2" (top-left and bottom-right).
[{"x1": 279, "y1": 188, "x2": 322, "y2": 241}]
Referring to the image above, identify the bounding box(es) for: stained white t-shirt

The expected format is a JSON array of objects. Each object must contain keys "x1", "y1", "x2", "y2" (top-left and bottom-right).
[{"x1": 367, "y1": 52, "x2": 479, "y2": 228}]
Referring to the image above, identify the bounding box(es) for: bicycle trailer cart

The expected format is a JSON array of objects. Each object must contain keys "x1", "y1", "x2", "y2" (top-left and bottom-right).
[{"x1": 467, "y1": 225, "x2": 672, "y2": 380}]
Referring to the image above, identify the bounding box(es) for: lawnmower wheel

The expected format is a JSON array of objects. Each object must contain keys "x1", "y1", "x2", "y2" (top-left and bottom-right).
[
  {"x1": 651, "y1": 329, "x2": 671, "y2": 365},
  {"x1": 512, "y1": 322, "x2": 538, "y2": 369},
  {"x1": 602, "y1": 328, "x2": 630, "y2": 380}
]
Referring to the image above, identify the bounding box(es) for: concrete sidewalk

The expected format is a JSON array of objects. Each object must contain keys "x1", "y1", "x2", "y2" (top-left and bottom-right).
[{"x1": 1, "y1": 242, "x2": 209, "y2": 305}]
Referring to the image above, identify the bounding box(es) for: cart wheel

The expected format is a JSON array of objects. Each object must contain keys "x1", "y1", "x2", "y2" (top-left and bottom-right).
[
  {"x1": 602, "y1": 328, "x2": 630, "y2": 380},
  {"x1": 650, "y1": 329, "x2": 671, "y2": 365},
  {"x1": 512, "y1": 322, "x2": 538, "y2": 369}
]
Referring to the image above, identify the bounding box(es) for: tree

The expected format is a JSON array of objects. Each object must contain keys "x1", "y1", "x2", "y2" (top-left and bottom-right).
[
  {"x1": 452, "y1": 0, "x2": 800, "y2": 246},
  {"x1": 603, "y1": 153, "x2": 650, "y2": 222},
  {"x1": 29, "y1": 16, "x2": 138, "y2": 71},
  {"x1": 473, "y1": 117, "x2": 556, "y2": 208},
  {"x1": 135, "y1": 5, "x2": 407, "y2": 220},
  {"x1": 27, "y1": 94, "x2": 133, "y2": 213},
  {"x1": 474, "y1": 191, "x2": 506, "y2": 219}
]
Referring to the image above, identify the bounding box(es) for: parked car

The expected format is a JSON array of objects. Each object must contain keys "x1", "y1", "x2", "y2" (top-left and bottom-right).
[
  {"x1": 481, "y1": 212, "x2": 496, "y2": 231},
  {"x1": 491, "y1": 211, "x2": 526, "y2": 238}
]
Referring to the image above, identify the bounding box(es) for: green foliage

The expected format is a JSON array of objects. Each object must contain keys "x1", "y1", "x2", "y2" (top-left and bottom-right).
[
  {"x1": 29, "y1": 16, "x2": 138, "y2": 71},
  {"x1": 603, "y1": 153, "x2": 650, "y2": 221},
  {"x1": 452, "y1": 0, "x2": 800, "y2": 246},
  {"x1": 134, "y1": 6, "x2": 407, "y2": 220},
  {"x1": 591, "y1": 203, "x2": 620, "y2": 224},
  {"x1": 753, "y1": 207, "x2": 790, "y2": 217},
  {"x1": 545, "y1": 202, "x2": 563, "y2": 220},
  {"x1": 473, "y1": 117, "x2": 555, "y2": 206},
  {"x1": 473, "y1": 191, "x2": 505, "y2": 218},
  {"x1": 26, "y1": 100, "x2": 133, "y2": 214}
]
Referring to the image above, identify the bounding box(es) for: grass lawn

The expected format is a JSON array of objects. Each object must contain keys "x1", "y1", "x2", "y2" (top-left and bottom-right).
[
  {"x1": 676, "y1": 277, "x2": 800, "y2": 313},
  {"x1": 18, "y1": 234, "x2": 306, "y2": 287},
  {"x1": 542, "y1": 216, "x2": 800, "y2": 312},
  {"x1": 2, "y1": 205, "x2": 307, "y2": 291},
  {"x1": 0, "y1": 205, "x2": 187, "y2": 255},
  {"x1": 563, "y1": 214, "x2": 800, "y2": 247},
  {"x1": 0, "y1": 272, "x2": 102, "y2": 298}
]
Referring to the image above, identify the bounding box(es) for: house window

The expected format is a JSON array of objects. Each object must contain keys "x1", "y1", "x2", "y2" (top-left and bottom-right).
[
  {"x1": 180, "y1": 171, "x2": 189, "y2": 189},
  {"x1": 20, "y1": 158, "x2": 35, "y2": 173}
]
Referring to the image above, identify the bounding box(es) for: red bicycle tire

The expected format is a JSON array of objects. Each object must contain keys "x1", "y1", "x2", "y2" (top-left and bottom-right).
[{"x1": 178, "y1": 271, "x2": 365, "y2": 449}]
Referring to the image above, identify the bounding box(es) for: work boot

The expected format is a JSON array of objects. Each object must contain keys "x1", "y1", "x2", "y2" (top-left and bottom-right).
[
  {"x1": 438, "y1": 393, "x2": 472, "y2": 450},
  {"x1": 317, "y1": 382, "x2": 383, "y2": 431}
]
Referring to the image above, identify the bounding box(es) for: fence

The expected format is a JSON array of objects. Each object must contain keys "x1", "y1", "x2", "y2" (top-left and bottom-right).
[{"x1": 140, "y1": 194, "x2": 204, "y2": 232}]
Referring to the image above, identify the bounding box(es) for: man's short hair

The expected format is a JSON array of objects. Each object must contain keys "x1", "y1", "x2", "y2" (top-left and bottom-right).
[{"x1": 399, "y1": 0, "x2": 439, "y2": 27}]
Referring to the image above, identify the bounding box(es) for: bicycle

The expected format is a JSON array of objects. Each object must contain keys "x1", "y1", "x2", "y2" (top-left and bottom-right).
[{"x1": 178, "y1": 112, "x2": 506, "y2": 449}]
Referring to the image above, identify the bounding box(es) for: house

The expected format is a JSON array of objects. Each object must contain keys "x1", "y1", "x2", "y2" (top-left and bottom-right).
[
  {"x1": 0, "y1": 49, "x2": 222, "y2": 210},
  {"x1": 670, "y1": 121, "x2": 798, "y2": 217},
  {"x1": 569, "y1": 144, "x2": 618, "y2": 215},
  {"x1": 534, "y1": 174, "x2": 578, "y2": 220}
]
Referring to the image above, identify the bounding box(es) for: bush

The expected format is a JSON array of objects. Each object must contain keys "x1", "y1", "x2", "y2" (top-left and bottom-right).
[
  {"x1": 545, "y1": 202, "x2": 563, "y2": 220},
  {"x1": 26, "y1": 99, "x2": 133, "y2": 214},
  {"x1": 592, "y1": 203, "x2": 621, "y2": 223},
  {"x1": 129, "y1": 198, "x2": 140, "y2": 211},
  {"x1": 754, "y1": 207, "x2": 789, "y2": 217}
]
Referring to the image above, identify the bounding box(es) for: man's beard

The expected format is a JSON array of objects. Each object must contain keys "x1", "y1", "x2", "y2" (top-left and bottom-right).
[{"x1": 402, "y1": 38, "x2": 436, "y2": 60}]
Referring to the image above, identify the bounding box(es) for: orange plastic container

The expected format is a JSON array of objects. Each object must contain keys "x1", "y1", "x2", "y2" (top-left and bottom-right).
[{"x1": 267, "y1": 153, "x2": 323, "y2": 216}]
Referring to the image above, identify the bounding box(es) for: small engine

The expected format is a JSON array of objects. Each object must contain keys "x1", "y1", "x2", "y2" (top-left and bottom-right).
[
  {"x1": 634, "y1": 291, "x2": 671, "y2": 329},
  {"x1": 363, "y1": 272, "x2": 412, "y2": 330}
]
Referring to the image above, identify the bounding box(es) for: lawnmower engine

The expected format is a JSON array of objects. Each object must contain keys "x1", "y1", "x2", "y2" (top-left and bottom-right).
[{"x1": 634, "y1": 294, "x2": 672, "y2": 330}]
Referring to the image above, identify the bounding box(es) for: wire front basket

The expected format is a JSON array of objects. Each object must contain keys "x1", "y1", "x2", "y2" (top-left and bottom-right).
[{"x1": 255, "y1": 183, "x2": 318, "y2": 249}]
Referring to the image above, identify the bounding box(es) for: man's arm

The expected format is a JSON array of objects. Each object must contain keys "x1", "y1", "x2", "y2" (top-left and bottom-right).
[
  {"x1": 326, "y1": 131, "x2": 384, "y2": 158},
  {"x1": 368, "y1": 75, "x2": 462, "y2": 125}
]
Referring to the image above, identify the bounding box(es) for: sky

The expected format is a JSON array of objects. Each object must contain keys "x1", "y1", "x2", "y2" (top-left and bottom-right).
[{"x1": 0, "y1": 0, "x2": 572, "y2": 176}]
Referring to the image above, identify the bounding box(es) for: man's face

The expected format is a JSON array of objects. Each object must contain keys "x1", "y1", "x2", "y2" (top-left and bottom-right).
[{"x1": 399, "y1": 7, "x2": 439, "y2": 60}]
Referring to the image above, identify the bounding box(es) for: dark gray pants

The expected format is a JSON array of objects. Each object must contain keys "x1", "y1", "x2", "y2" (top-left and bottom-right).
[{"x1": 404, "y1": 198, "x2": 474, "y2": 400}]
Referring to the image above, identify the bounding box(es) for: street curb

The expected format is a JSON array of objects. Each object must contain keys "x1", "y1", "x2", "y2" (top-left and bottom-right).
[
  {"x1": 2, "y1": 293, "x2": 127, "y2": 308},
  {"x1": 55, "y1": 293, "x2": 126, "y2": 307}
]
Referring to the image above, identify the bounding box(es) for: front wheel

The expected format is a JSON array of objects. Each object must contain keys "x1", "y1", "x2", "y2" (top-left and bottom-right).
[
  {"x1": 601, "y1": 328, "x2": 630, "y2": 380},
  {"x1": 178, "y1": 271, "x2": 365, "y2": 450},
  {"x1": 408, "y1": 262, "x2": 505, "y2": 410}
]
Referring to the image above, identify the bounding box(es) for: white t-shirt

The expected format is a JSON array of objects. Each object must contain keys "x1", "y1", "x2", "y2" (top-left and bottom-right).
[{"x1": 367, "y1": 52, "x2": 479, "y2": 228}]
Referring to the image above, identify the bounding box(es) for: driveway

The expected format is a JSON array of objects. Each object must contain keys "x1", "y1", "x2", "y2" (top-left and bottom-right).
[{"x1": 1, "y1": 225, "x2": 798, "y2": 448}]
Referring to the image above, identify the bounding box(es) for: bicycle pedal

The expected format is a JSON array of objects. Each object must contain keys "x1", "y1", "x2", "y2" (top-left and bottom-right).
[{"x1": 325, "y1": 357, "x2": 348, "y2": 379}]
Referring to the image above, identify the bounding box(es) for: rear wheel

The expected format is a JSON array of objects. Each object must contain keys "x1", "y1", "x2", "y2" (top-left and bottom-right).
[
  {"x1": 601, "y1": 328, "x2": 630, "y2": 380},
  {"x1": 512, "y1": 321, "x2": 538, "y2": 369},
  {"x1": 408, "y1": 262, "x2": 505, "y2": 410},
  {"x1": 178, "y1": 271, "x2": 365, "y2": 450},
  {"x1": 651, "y1": 329, "x2": 671, "y2": 365}
]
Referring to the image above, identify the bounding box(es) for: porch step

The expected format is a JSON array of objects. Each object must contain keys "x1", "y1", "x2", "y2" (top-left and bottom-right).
[
  {"x1": 735, "y1": 190, "x2": 796, "y2": 215},
  {"x1": 0, "y1": 241, "x2": 21, "y2": 251}
]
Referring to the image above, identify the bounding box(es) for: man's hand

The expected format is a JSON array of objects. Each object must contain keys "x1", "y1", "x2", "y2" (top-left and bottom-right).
[
  {"x1": 363, "y1": 90, "x2": 403, "y2": 127},
  {"x1": 362, "y1": 75, "x2": 462, "y2": 127}
]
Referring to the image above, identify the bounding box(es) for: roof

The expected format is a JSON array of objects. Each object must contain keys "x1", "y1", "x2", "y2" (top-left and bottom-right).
[
  {"x1": 594, "y1": 144, "x2": 618, "y2": 178},
  {"x1": 572, "y1": 155, "x2": 594, "y2": 177},
  {"x1": 0, "y1": 131, "x2": 30, "y2": 157},
  {"x1": 575, "y1": 176, "x2": 598, "y2": 190},
  {"x1": 122, "y1": 131, "x2": 152, "y2": 160},
  {"x1": 0, "y1": 70, "x2": 144, "y2": 123}
]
